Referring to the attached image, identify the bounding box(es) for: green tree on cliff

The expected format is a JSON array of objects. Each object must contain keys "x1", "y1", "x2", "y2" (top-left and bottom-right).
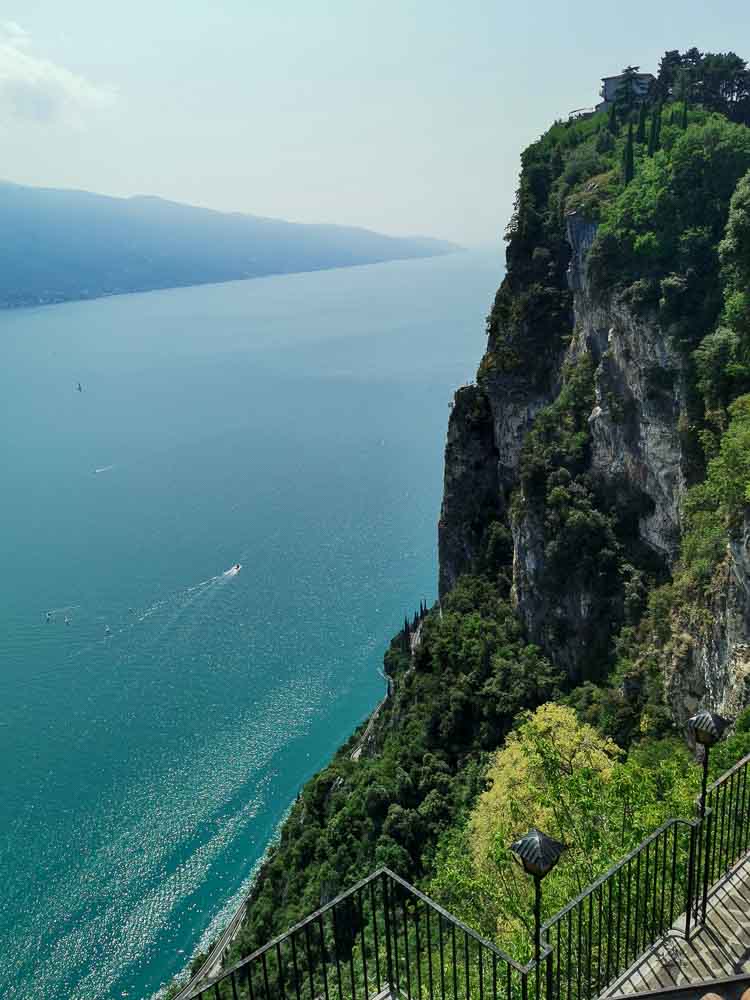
[
  {"x1": 615, "y1": 65, "x2": 640, "y2": 118},
  {"x1": 608, "y1": 102, "x2": 618, "y2": 134},
  {"x1": 656, "y1": 49, "x2": 683, "y2": 99},
  {"x1": 647, "y1": 103, "x2": 661, "y2": 156},
  {"x1": 623, "y1": 123, "x2": 635, "y2": 184},
  {"x1": 636, "y1": 102, "x2": 648, "y2": 142},
  {"x1": 673, "y1": 66, "x2": 694, "y2": 106}
]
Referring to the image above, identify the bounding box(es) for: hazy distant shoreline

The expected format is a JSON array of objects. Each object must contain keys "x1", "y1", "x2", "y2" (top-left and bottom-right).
[
  {"x1": 0, "y1": 251, "x2": 464, "y2": 313},
  {"x1": 0, "y1": 180, "x2": 460, "y2": 313}
]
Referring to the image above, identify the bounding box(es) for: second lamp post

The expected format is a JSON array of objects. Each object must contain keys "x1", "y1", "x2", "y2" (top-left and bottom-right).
[{"x1": 510, "y1": 827, "x2": 567, "y2": 987}]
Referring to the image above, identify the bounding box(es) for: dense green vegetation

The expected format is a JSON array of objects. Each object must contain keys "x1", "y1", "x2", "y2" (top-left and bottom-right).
[
  {"x1": 171, "y1": 49, "x2": 750, "y2": 996},
  {"x1": 677, "y1": 394, "x2": 750, "y2": 599},
  {"x1": 223, "y1": 577, "x2": 564, "y2": 959},
  {"x1": 428, "y1": 703, "x2": 750, "y2": 961},
  {"x1": 587, "y1": 116, "x2": 750, "y2": 349},
  {"x1": 512, "y1": 353, "x2": 638, "y2": 678}
]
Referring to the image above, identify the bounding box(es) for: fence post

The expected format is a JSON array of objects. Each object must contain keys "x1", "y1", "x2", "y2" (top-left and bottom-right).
[
  {"x1": 701, "y1": 808, "x2": 713, "y2": 924},
  {"x1": 534, "y1": 875, "x2": 542, "y2": 1000},
  {"x1": 546, "y1": 949, "x2": 554, "y2": 1000},
  {"x1": 382, "y1": 873, "x2": 395, "y2": 993},
  {"x1": 684, "y1": 823, "x2": 696, "y2": 940}
]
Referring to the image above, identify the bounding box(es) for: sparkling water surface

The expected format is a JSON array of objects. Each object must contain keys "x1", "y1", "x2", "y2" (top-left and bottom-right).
[{"x1": 0, "y1": 250, "x2": 501, "y2": 1000}]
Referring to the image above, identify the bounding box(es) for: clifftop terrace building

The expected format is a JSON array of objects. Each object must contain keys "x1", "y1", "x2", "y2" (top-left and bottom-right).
[{"x1": 596, "y1": 71, "x2": 655, "y2": 111}]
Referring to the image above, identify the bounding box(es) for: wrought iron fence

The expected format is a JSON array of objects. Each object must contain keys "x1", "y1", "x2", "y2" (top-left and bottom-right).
[
  {"x1": 187, "y1": 868, "x2": 530, "y2": 1000},
  {"x1": 541, "y1": 751, "x2": 750, "y2": 1000},
  {"x1": 692, "y1": 750, "x2": 750, "y2": 925},
  {"x1": 540, "y1": 818, "x2": 695, "y2": 1000},
  {"x1": 185, "y1": 753, "x2": 750, "y2": 1000}
]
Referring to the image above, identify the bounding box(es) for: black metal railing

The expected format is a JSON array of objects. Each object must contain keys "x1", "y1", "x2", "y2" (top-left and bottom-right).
[
  {"x1": 540, "y1": 818, "x2": 695, "y2": 1000},
  {"x1": 541, "y1": 751, "x2": 750, "y2": 1000},
  {"x1": 188, "y1": 868, "x2": 530, "y2": 1000},
  {"x1": 185, "y1": 753, "x2": 750, "y2": 1000},
  {"x1": 692, "y1": 750, "x2": 750, "y2": 926}
]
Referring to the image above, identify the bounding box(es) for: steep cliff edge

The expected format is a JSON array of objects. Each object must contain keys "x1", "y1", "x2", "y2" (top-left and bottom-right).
[
  {"x1": 439, "y1": 106, "x2": 750, "y2": 718},
  {"x1": 569, "y1": 213, "x2": 689, "y2": 563},
  {"x1": 666, "y1": 512, "x2": 750, "y2": 724},
  {"x1": 439, "y1": 386, "x2": 501, "y2": 596}
]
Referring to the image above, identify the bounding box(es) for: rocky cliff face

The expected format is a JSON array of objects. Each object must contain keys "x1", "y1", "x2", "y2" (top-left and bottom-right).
[
  {"x1": 567, "y1": 213, "x2": 689, "y2": 565},
  {"x1": 438, "y1": 210, "x2": 747, "y2": 714},
  {"x1": 439, "y1": 385, "x2": 501, "y2": 596},
  {"x1": 666, "y1": 515, "x2": 750, "y2": 725}
]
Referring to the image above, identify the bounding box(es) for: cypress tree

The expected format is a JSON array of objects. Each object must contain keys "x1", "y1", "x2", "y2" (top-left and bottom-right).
[
  {"x1": 647, "y1": 104, "x2": 661, "y2": 156},
  {"x1": 681, "y1": 99, "x2": 689, "y2": 129},
  {"x1": 608, "y1": 102, "x2": 617, "y2": 134},
  {"x1": 623, "y1": 123, "x2": 635, "y2": 185},
  {"x1": 550, "y1": 146, "x2": 564, "y2": 178},
  {"x1": 636, "y1": 102, "x2": 647, "y2": 143}
]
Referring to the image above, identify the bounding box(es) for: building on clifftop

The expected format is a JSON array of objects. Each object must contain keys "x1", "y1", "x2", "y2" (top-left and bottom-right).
[{"x1": 596, "y1": 70, "x2": 655, "y2": 111}]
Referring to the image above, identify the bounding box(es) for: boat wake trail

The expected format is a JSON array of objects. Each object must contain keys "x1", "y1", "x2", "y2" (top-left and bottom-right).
[
  {"x1": 135, "y1": 566, "x2": 240, "y2": 636},
  {"x1": 65, "y1": 561, "x2": 243, "y2": 661},
  {"x1": 186, "y1": 575, "x2": 222, "y2": 594}
]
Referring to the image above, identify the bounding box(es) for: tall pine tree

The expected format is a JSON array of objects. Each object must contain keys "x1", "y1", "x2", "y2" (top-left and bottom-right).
[
  {"x1": 647, "y1": 104, "x2": 661, "y2": 156},
  {"x1": 623, "y1": 123, "x2": 635, "y2": 184},
  {"x1": 608, "y1": 102, "x2": 618, "y2": 134},
  {"x1": 636, "y1": 101, "x2": 648, "y2": 142}
]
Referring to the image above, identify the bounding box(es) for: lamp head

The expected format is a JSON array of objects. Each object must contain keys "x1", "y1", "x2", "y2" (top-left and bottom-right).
[
  {"x1": 687, "y1": 710, "x2": 731, "y2": 748},
  {"x1": 510, "y1": 828, "x2": 566, "y2": 879}
]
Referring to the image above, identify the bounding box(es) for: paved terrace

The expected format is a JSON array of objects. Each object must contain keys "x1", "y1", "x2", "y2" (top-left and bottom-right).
[{"x1": 608, "y1": 855, "x2": 750, "y2": 995}]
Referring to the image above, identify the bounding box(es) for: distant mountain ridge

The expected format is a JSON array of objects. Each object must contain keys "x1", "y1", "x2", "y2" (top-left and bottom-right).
[{"x1": 0, "y1": 181, "x2": 459, "y2": 307}]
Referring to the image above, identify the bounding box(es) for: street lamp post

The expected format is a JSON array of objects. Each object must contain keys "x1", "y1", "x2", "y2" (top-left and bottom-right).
[
  {"x1": 686, "y1": 709, "x2": 730, "y2": 928},
  {"x1": 510, "y1": 828, "x2": 567, "y2": 996},
  {"x1": 687, "y1": 709, "x2": 730, "y2": 816}
]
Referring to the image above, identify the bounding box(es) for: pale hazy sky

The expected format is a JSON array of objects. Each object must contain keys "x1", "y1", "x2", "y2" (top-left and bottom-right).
[{"x1": 2, "y1": 1, "x2": 750, "y2": 244}]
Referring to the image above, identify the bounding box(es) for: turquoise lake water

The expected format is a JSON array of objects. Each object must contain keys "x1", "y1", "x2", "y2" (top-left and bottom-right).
[{"x1": 0, "y1": 250, "x2": 501, "y2": 1000}]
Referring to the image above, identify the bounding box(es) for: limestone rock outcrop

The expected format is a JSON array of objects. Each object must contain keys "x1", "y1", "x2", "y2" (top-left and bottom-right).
[
  {"x1": 666, "y1": 516, "x2": 750, "y2": 725},
  {"x1": 438, "y1": 210, "x2": 749, "y2": 717}
]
